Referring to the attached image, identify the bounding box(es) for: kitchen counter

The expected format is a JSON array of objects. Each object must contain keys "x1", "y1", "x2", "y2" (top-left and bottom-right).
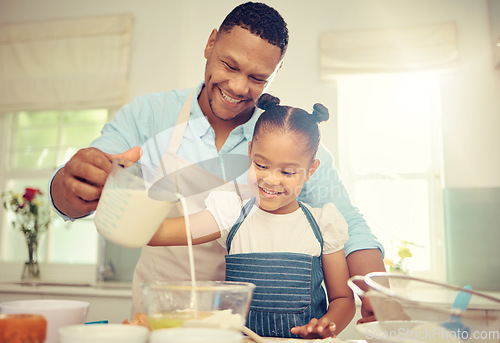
[
  {"x1": 0, "y1": 280, "x2": 133, "y2": 323},
  {"x1": 1, "y1": 280, "x2": 499, "y2": 341},
  {"x1": 0, "y1": 280, "x2": 132, "y2": 297}
]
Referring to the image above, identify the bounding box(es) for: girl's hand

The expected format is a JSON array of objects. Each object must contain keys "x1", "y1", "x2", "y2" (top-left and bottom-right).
[
  {"x1": 106, "y1": 146, "x2": 142, "y2": 165},
  {"x1": 290, "y1": 317, "x2": 336, "y2": 339}
]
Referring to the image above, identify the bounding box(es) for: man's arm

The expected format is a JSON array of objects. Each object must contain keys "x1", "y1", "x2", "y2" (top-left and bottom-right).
[
  {"x1": 346, "y1": 248, "x2": 386, "y2": 323},
  {"x1": 49, "y1": 90, "x2": 192, "y2": 220},
  {"x1": 300, "y1": 144, "x2": 385, "y2": 255}
]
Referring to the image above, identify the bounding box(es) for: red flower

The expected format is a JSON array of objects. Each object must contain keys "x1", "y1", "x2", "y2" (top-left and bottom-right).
[{"x1": 23, "y1": 188, "x2": 42, "y2": 203}]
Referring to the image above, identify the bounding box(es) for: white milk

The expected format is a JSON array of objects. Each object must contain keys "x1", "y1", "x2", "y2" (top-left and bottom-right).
[
  {"x1": 178, "y1": 195, "x2": 198, "y2": 312},
  {"x1": 95, "y1": 188, "x2": 176, "y2": 248}
]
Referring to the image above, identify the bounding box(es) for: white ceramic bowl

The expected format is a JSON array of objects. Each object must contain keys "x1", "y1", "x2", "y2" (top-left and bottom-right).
[
  {"x1": 0, "y1": 299, "x2": 89, "y2": 343},
  {"x1": 150, "y1": 327, "x2": 243, "y2": 343},
  {"x1": 59, "y1": 324, "x2": 149, "y2": 343}
]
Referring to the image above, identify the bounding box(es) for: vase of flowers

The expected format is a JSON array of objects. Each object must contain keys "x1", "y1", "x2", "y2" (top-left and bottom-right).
[
  {"x1": 383, "y1": 240, "x2": 415, "y2": 274},
  {"x1": 383, "y1": 240, "x2": 422, "y2": 287},
  {"x1": 2, "y1": 187, "x2": 51, "y2": 280}
]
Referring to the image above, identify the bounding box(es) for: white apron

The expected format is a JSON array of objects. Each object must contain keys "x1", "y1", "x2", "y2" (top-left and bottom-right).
[{"x1": 131, "y1": 91, "x2": 250, "y2": 314}]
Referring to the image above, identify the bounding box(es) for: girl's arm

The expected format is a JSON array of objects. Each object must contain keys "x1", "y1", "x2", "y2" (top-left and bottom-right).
[
  {"x1": 148, "y1": 210, "x2": 221, "y2": 246},
  {"x1": 290, "y1": 249, "x2": 356, "y2": 339}
]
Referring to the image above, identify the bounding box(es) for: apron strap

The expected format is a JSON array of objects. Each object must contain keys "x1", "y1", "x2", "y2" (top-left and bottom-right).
[
  {"x1": 298, "y1": 201, "x2": 324, "y2": 255},
  {"x1": 167, "y1": 90, "x2": 195, "y2": 155},
  {"x1": 226, "y1": 197, "x2": 256, "y2": 253},
  {"x1": 155, "y1": 90, "x2": 195, "y2": 188}
]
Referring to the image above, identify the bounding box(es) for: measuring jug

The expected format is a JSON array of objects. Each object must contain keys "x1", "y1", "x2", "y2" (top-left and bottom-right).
[{"x1": 94, "y1": 159, "x2": 178, "y2": 248}]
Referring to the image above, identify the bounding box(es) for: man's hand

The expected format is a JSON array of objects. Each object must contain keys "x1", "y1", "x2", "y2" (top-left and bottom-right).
[
  {"x1": 357, "y1": 296, "x2": 376, "y2": 324},
  {"x1": 290, "y1": 317, "x2": 337, "y2": 339},
  {"x1": 51, "y1": 146, "x2": 142, "y2": 219}
]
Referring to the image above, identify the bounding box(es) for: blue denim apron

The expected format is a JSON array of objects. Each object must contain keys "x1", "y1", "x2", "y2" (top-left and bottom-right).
[{"x1": 225, "y1": 198, "x2": 327, "y2": 338}]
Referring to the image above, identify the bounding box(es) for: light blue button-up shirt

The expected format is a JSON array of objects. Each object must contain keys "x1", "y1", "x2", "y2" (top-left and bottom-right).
[{"x1": 49, "y1": 82, "x2": 383, "y2": 256}]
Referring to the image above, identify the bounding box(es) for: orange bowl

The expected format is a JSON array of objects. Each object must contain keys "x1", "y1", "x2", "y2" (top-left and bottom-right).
[{"x1": 0, "y1": 313, "x2": 47, "y2": 343}]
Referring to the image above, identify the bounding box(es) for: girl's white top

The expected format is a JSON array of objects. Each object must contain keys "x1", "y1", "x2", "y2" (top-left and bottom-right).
[{"x1": 205, "y1": 191, "x2": 349, "y2": 256}]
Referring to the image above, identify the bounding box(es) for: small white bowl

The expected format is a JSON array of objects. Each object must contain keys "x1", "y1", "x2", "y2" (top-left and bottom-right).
[
  {"x1": 59, "y1": 324, "x2": 149, "y2": 343},
  {"x1": 0, "y1": 299, "x2": 89, "y2": 343},
  {"x1": 150, "y1": 327, "x2": 243, "y2": 343}
]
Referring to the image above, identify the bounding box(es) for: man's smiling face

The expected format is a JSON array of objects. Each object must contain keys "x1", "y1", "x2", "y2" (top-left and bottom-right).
[{"x1": 200, "y1": 26, "x2": 282, "y2": 123}]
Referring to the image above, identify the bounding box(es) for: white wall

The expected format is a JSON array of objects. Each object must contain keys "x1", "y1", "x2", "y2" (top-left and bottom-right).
[{"x1": 1, "y1": 0, "x2": 499, "y2": 187}]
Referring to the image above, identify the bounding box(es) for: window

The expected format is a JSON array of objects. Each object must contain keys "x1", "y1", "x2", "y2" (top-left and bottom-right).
[
  {"x1": 0, "y1": 109, "x2": 109, "y2": 265},
  {"x1": 337, "y1": 73, "x2": 445, "y2": 280}
]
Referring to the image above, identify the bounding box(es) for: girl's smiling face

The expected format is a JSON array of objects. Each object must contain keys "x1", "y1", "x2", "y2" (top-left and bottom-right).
[{"x1": 248, "y1": 131, "x2": 320, "y2": 214}]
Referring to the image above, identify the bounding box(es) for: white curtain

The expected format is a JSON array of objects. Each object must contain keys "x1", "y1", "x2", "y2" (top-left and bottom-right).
[
  {"x1": 0, "y1": 14, "x2": 133, "y2": 112},
  {"x1": 320, "y1": 22, "x2": 458, "y2": 78}
]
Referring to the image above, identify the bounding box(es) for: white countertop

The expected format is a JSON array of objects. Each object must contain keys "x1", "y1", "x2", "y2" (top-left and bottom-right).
[
  {"x1": 2, "y1": 280, "x2": 499, "y2": 308},
  {"x1": 0, "y1": 280, "x2": 132, "y2": 298}
]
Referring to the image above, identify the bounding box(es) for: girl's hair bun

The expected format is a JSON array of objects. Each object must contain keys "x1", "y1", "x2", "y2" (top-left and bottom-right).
[
  {"x1": 312, "y1": 103, "x2": 329, "y2": 123},
  {"x1": 257, "y1": 93, "x2": 281, "y2": 111}
]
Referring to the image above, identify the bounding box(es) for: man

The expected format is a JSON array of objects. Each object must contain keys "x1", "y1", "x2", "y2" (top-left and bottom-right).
[{"x1": 50, "y1": 2, "x2": 384, "y2": 323}]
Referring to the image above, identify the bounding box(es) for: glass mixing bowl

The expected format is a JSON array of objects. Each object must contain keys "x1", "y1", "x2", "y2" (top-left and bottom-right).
[
  {"x1": 349, "y1": 272, "x2": 500, "y2": 343},
  {"x1": 141, "y1": 281, "x2": 255, "y2": 331}
]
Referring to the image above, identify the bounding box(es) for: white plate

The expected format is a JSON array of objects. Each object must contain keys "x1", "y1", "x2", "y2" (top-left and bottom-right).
[
  {"x1": 59, "y1": 324, "x2": 149, "y2": 343},
  {"x1": 150, "y1": 328, "x2": 243, "y2": 343}
]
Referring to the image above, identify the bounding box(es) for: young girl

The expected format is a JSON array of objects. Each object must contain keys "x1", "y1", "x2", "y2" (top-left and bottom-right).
[{"x1": 148, "y1": 94, "x2": 356, "y2": 339}]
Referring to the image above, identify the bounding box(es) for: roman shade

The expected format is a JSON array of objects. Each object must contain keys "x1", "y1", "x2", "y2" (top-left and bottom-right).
[
  {"x1": 0, "y1": 14, "x2": 133, "y2": 112},
  {"x1": 320, "y1": 22, "x2": 458, "y2": 78}
]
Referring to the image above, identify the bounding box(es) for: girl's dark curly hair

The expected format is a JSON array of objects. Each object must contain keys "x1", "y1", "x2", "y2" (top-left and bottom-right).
[
  {"x1": 219, "y1": 2, "x2": 289, "y2": 58},
  {"x1": 255, "y1": 93, "x2": 330, "y2": 159}
]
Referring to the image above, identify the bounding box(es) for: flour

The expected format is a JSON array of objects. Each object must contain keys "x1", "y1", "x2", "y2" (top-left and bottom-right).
[{"x1": 184, "y1": 309, "x2": 245, "y2": 330}]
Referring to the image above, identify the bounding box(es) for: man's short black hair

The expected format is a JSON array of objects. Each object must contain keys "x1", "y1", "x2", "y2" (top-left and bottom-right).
[{"x1": 219, "y1": 2, "x2": 289, "y2": 58}]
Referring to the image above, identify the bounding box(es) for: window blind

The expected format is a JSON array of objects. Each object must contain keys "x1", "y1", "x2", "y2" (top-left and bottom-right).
[
  {"x1": 320, "y1": 22, "x2": 458, "y2": 78},
  {"x1": 0, "y1": 14, "x2": 133, "y2": 112}
]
